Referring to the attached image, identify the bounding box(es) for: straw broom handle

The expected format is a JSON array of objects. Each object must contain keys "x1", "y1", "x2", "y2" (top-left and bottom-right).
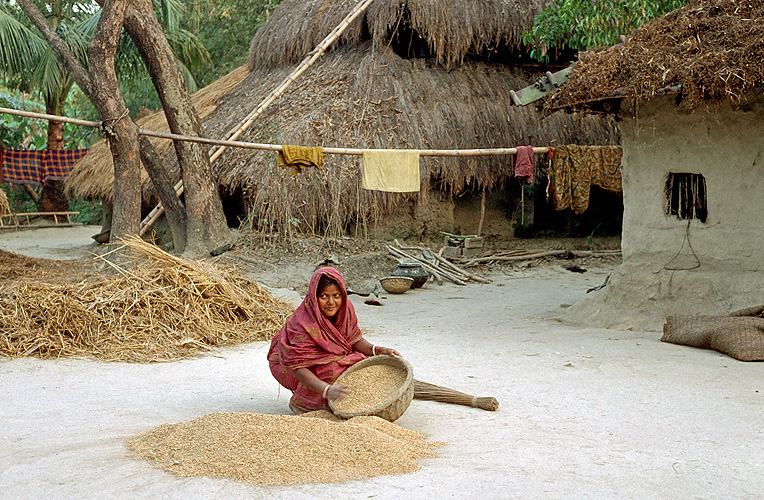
[{"x1": 413, "y1": 379, "x2": 499, "y2": 412}]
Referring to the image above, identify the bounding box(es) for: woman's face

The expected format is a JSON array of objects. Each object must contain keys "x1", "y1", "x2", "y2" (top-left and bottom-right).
[{"x1": 317, "y1": 283, "x2": 342, "y2": 319}]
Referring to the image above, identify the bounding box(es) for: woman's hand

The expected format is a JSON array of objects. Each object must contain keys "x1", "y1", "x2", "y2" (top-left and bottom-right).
[
  {"x1": 374, "y1": 346, "x2": 400, "y2": 357},
  {"x1": 326, "y1": 384, "x2": 349, "y2": 402}
]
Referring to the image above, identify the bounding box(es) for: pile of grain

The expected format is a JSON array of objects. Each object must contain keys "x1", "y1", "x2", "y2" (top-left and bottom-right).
[
  {"x1": 127, "y1": 410, "x2": 443, "y2": 485},
  {"x1": 333, "y1": 364, "x2": 407, "y2": 412},
  {"x1": 0, "y1": 236, "x2": 294, "y2": 362}
]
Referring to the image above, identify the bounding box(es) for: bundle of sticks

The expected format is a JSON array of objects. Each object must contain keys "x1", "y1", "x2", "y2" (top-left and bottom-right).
[
  {"x1": 413, "y1": 379, "x2": 499, "y2": 412},
  {"x1": 385, "y1": 240, "x2": 491, "y2": 286}
]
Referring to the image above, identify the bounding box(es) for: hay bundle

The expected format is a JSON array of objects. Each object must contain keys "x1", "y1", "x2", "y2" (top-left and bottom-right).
[
  {"x1": 0, "y1": 189, "x2": 9, "y2": 216},
  {"x1": 0, "y1": 236, "x2": 294, "y2": 362}
]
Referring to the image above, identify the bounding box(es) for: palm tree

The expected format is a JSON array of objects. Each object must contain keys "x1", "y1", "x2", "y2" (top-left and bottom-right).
[{"x1": 0, "y1": 0, "x2": 208, "y2": 210}]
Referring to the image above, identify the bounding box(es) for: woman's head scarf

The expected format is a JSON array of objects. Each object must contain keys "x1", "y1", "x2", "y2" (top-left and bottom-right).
[{"x1": 271, "y1": 267, "x2": 362, "y2": 369}]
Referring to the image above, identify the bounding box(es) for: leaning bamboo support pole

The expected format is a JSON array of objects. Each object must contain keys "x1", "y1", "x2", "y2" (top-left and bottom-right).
[
  {"x1": 140, "y1": 0, "x2": 375, "y2": 235},
  {"x1": 208, "y1": 0, "x2": 375, "y2": 165}
]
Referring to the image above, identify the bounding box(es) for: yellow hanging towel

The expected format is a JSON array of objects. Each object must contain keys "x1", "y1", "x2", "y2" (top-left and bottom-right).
[
  {"x1": 361, "y1": 149, "x2": 421, "y2": 192},
  {"x1": 277, "y1": 145, "x2": 324, "y2": 175}
]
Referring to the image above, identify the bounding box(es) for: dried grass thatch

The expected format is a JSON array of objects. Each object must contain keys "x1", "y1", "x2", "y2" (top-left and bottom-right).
[
  {"x1": 64, "y1": 66, "x2": 250, "y2": 202},
  {"x1": 548, "y1": 0, "x2": 764, "y2": 111},
  {"x1": 0, "y1": 188, "x2": 9, "y2": 216},
  {"x1": 202, "y1": 42, "x2": 618, "y2": 236},
  {"x1": 249, "y1": 0, "x2": 550, "y2": 69},
  {"x1": 63, "y1": 0, "x2": 620, "y2": 237},
  {"x1": 0, "y1": 236, "x2": 294, "y2": 362}
]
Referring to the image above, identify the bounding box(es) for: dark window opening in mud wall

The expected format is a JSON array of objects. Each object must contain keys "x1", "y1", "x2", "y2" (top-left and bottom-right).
[
  {"x1": 219, "y1": 186, "x2": 248, "y2": 228},
  {"x1": 666, "y1": 172, "x2": 707, "y2": 223},
  {"x1": 388, "y1": 10, "x2": 432, "y2": 59}
]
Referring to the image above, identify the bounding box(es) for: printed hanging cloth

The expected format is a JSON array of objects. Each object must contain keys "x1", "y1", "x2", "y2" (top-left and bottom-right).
[
  {"x1": 268, "y1": 267, "x2": 366, "y2": 412},
  {"x1": 361, "y1": 149, "x2": 421, "y2": 192},
  {"x1": 43, "y1": 149, "x2": 89, "y2": 182},
  {"x1": 1, "y1": 149, "x2": 89, "y2": 186},
  {"x1": 547, "y1": 145, "x2": 622, "y2": 214}
]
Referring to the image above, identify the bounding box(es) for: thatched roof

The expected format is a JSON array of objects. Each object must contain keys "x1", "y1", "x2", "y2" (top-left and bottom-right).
[
  {"x1": 64, "y1": 66, "x2": 250, "y2": 202},
  {"x1": 64, "y1": 0, "x2": 620, "y2": 236},
  {"x1": 249, "y1": 0, "x2": 550, "y2": 70},
  {"x1": 548, "y1": 0, "x2": 764, "y2": 111},
  {"x1": 203, "y1": 42, "x2": 617, "y2": 235}
]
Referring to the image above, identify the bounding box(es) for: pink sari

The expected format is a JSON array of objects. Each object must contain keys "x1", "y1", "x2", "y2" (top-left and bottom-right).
[{"x1": 268, "y1": 267, "x2": 366, "y2": 412}]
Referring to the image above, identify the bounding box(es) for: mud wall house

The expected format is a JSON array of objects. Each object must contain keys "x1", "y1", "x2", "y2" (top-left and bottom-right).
[
  {"x1": 548, "y1": 0, "x2": 764, "y2": 330},
  {"x1": 66, "y1": 0, "x2": 620, "y2": 242}
]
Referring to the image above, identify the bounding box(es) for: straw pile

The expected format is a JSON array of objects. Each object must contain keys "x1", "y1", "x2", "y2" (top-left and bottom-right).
[
  {"x1": 0, "y1": 236, "x2": 294, "y2": 362},
  {"x1": 333, "y1": 364, "x2": 408, "y2": 412},
  {"x1": 127, "y1": 410, "x2": 443, "y2": 486},
  {"x1": 0, "y1": 189, "x2": 9, "y2": 216}
]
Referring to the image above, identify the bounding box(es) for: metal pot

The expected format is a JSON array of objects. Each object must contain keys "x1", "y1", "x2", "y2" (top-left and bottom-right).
[{"x1": 391, "y1": 262, "x2": 429, "y2": 289}]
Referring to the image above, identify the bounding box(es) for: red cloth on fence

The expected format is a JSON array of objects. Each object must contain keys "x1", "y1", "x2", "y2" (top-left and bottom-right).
[
  {"x1": 1, "y1": 149, "x2": 88, "y2": 186},
  {"x1": 268, "y1": 267, "x2": 365, "y2": 412},
  {"x1": 513, "y1": 146, "x2": 535, "y2": 184}
]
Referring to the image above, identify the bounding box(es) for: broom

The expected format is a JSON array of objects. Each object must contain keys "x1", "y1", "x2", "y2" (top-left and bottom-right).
[{"x1": 413, "y1": 379, "x2": 499, "y2": 411}]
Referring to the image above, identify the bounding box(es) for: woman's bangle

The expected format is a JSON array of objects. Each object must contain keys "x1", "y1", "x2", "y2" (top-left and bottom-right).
[
  {"x1": 372, "y1": 345, "x2": 378, "y2": 356},
  {"x1": 322, "y1": 384, "x2": 331, "y2": 399}
]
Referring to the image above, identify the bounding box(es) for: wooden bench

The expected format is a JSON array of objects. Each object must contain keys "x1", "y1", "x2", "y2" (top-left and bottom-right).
[{"x1": 0, "y1": 211, "x2": 80, "y2": 229}]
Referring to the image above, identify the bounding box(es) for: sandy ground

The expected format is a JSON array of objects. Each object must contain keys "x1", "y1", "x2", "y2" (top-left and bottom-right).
[{"x1": 1, "y1": 227, "x2": 762, "y2": 499}]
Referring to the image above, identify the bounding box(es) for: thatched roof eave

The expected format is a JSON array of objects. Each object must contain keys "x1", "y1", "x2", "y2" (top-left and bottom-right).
[{"x1": 548, "y1": 0, "x2": 764, "y2": 112}]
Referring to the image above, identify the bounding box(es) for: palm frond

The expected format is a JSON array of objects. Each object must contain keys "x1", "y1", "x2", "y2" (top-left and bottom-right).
[{"x1": 0, "y1": 8, "x2": 47, "y2": 75}]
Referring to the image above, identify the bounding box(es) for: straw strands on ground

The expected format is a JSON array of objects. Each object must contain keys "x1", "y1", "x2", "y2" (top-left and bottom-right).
[
  {"x1": 127, "y1": 410, "x2": 443, "y2": 486},
  {"x1": 0, "y1": 236, "x2": 294, "y2": 362}
]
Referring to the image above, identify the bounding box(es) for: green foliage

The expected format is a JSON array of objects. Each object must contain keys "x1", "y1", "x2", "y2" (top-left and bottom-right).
[
  {"x1": 523, "y1": 0, "x2": 687, "y2": 61},
  {"x1": 184, "y1": 0, "x2": 282, "y2": 86},
  {"x1": 2, "y1": 184, "x2": 37, "y2": 213},
  {"x1": 69, "y1": 197, "x2": 102, "y2": 225}
]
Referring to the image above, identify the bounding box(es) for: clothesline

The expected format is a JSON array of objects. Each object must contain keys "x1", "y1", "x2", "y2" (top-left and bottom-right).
[{"x1": 0, "y1": 107, "x2": 550, "y2": 157}]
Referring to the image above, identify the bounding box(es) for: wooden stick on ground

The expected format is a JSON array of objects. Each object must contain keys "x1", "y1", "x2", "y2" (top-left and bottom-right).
[{"x1": 386, "y1": 244, "x2": 465, "y2": 285}]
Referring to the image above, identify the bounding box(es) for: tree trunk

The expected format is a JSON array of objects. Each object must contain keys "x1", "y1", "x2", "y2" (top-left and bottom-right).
[
  {"x1": 122, "y1": 0, "x2": 231, "y2": 256},
  {"x1": 39, "y1": 95, "x2": 69, "y2": 213},
  {"x1": 86, "y1": 0, "x2": 141, "y2": 240},
  {"x1": 139, "y1": 136, "x2": 187, "y2": 249},
  {"x1": 17, "y1": 0, "x2": 141, "y2": 243}
]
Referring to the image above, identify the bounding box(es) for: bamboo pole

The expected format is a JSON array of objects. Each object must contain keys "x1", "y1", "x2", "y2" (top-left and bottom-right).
[
  {"x1": 0, "y1": 107, "x2": 551, "y2": 158},
  {"x1": 208, "y1": 0, "x2": 376, "y2": 164},
  {"x1": 477, "y1": 187, "x2": 486, "y2": 236}
]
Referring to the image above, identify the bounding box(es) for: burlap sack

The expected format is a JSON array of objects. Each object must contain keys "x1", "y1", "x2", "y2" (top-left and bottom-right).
[{"x1": 662, "y1": 308, "x2": 764, "y2": 362}]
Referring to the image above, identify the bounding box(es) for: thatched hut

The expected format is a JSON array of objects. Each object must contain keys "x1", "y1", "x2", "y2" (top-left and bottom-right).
[
  {"x1": 549, "y1": 0, "x2": 764, "y2": 330},
  {"x1": 67, "y1": 0, "x2": 620, "y2": 239}
]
